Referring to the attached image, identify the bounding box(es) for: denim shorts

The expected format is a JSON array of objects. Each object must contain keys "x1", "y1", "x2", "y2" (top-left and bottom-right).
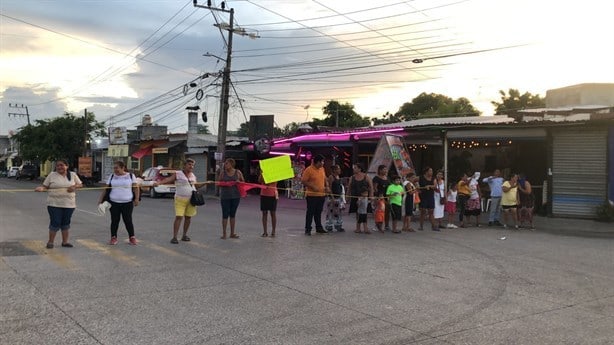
[{"x1": 47, "y1": 206, "x2": 75, "y2": 231}]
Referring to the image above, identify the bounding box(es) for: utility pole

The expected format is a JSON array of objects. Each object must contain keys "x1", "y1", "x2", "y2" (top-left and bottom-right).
[
  {"x1": 8, "y1": 104, "x2": 30, "y2": 125},
  {"x1": 83, "y1": 109, "x2": 88, "y2": 157},
  {"x1": 194, "y1": 1, "x2": 233, "y2": 173}
]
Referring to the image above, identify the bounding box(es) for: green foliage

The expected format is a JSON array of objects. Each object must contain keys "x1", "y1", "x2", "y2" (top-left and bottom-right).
[
  {"x1": 595, "y1": 202, "x2": 614, "y2": 222},
  {"x1": 394, "y1": 93, "x2": 480, "y2": 121},
  {"x1": 14, "y1": 112, "x2": 106, "y2": 163},
  {"x1": 311, "y1": 100, "x2": 370, "y2": 128},
  {"x1": 491, "y1": 89, "x2": 546, "y2": 115},
  {"x1": 372, "y1": 111, "x2": 402, "y2": 125}
]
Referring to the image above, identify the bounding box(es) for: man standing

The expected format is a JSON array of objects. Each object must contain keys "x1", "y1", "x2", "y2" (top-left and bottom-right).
[
  {"x1": 301, "y1": 154, "x2": 329, "y2": 235},
  {"x1": 483, "y1": 169, "x2": 504, "y2": 226}
]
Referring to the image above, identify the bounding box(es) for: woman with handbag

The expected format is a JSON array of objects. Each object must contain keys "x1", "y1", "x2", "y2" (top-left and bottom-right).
[
  {"x1": 433, "y1": 170, "x2": 446, "y2": 231},
  {"x1": 98, "y1": 161, "x2": 140, "y2": 245},
  {"x1": 155, "y1": 158, "x2": 198, "y2": 244}
]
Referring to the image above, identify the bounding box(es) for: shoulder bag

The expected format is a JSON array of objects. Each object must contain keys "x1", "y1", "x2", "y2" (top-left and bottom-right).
[{"x1": 189, "y1": 180, "x2": 205, "y2": 206}]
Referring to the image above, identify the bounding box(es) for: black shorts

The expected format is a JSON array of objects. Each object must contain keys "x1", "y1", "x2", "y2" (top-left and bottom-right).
[
  {"x1": 357, "y1": 213, "x2": 367, "y2": 223},
  {"x1": 404, "y1": 197, "x2": 414, "y2": 216},
  {"x1": 502, "y1": 205, "x2": 517, "y2": 210},
  {"x1": 390, "y1": 204, "x2": 402, "y2": 221},
  {"x1": 260, "y1": 196, "x2": 277, "y2": 211}
]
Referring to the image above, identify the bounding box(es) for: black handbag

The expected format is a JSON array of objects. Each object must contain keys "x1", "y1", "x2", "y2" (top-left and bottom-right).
[{"x1": 189, "y1": 181, "x2": 205, "y2": 206}]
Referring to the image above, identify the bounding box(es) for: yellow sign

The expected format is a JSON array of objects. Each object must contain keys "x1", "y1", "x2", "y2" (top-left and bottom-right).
[
  {"x1": 152, "y1": 148, "x2": 168, "y2": 154},
  {"x1": 108, "y1": 145, "x2": 129, "y2": 157},
  {"x1": 259, "y1": 155, "x2": 294, "y2": 184}
]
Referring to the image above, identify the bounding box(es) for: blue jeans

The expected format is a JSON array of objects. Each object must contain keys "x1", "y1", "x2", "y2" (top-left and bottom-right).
[
  {"x1": 488, "y1": 197, "x2": 502, "y2": 222},
  {"x1": 47, "y1": 206, "x2": 75, "y2": 231}
]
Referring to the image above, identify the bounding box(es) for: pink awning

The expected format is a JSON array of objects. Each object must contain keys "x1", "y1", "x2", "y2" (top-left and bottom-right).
[{"x1": 131, "y1": 146, "x2": 152, "y2": 159}]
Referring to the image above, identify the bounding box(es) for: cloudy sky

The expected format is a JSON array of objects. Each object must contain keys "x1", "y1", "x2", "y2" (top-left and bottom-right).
[{"x1": 1, "y1": 0, "x2": 613, "y2": 136}]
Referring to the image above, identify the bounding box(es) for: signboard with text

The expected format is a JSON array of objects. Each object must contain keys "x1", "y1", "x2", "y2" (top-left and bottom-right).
[
  {"x1": 78, "y1": 157, "x2": 92, "y2": 177},
  {"x1": 108, "y1": 145, "x2": 129, "y2": 157}
]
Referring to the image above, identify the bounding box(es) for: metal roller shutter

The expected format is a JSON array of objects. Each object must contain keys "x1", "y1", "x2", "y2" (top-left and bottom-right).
[{"x1": 552, "y1": 129, "x2": 607, "y2": 218}]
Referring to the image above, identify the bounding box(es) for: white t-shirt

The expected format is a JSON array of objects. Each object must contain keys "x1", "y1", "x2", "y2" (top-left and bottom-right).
[
  {"x1": 107, "y1": 173, "x2": 137, "y2": 203},
  {"x1": 43, "y1": 172, "x2": 82, "y2": 208},
  {"x1": 175, "y1": 170, "x2": 196, "y2": 199},
  {"x1": 447, "y1": 189, "x2": 458, "y2": 202}
]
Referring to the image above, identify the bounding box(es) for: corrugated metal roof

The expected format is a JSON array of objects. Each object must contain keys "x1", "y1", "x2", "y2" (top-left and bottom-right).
[{"x1": 373, "y1": 115, "x2": 514, "y2": 128}]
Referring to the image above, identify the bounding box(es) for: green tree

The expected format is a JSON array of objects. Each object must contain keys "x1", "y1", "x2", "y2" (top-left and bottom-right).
[
  {"x1": 311, "y1": 100, "x2": 371, "y2": 128},
  {"x1": 491, "y1": 89, "x2": 545, "y2": 115},
  {"x1": 372, "y1": 111, "x2": 402, "y2": 125},
  {"x1": 14, "y1": 112, "x2": 106, "y2": 163},
  {"x1": 394, "y1": 92, "x2": 480, "y2": 121}
]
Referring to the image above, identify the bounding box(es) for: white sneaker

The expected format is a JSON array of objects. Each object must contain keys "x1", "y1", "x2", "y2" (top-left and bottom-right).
[{"x1": 450, "y1": 224, "x2": 458, "y2": 229}]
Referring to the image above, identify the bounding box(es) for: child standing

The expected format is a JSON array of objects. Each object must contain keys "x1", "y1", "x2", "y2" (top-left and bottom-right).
[
  {"x1": 355, "y1": 187, "x2": 371, "y2": 234},
  {"x1": 386, "y1": 176, "x2": 405, "y2": 233},
  {"x1": 445, "y1": 183, "x2": 458, "y2": 228},
  {"x1": 374, "y1": 195, "x2": 386, "y2": 233},
  {"x1": 403, "y1": 173, "x2": 418, "y2": 232}
]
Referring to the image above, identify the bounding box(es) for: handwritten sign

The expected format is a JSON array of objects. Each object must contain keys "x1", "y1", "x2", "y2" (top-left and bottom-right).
[{"x1": 259, "y1": 155, "x2": 294, "y2": 184}]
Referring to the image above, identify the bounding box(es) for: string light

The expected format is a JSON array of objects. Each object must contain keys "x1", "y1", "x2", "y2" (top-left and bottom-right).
[{"x1": 449, "y1": 139, "x2": 514, "y2": 149}]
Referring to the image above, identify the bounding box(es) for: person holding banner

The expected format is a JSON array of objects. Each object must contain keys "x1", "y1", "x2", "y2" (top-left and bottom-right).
[
  {"x1": 155, "y1": 158, "x2": 198, "y2": 244},
  {"x1": 35, "y1": 159, "x2": 83, "y2": 249},
  {"x1": 325, "y1": 164, "x2": 345, "y2": 232},
  {"x1": 219, "y1": 158, "x2": 245, "y2": 239},
  {"x1": 98, "y1": 161, "x2": 140, "y2": 245},
  {"x1": 372, "y1": 165, "x2": 391, "y2": 231},
  {"x1": 258, "y1": 172, "x2": 278, "y2": 237},
  {"x1": 348, "y1": 162, "x2": 373, "y2": 220},
  {"x1": 301, "y1": 154, "x2": 330, "y2": 235},
  {"x1": 418, "y1": 167, "x2": 437, "y2": 231}
]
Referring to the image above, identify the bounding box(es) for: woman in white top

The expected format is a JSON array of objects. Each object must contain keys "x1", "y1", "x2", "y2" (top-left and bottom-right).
[
  {"x1": 98, "y1": 161, "x2": 140, "y2": 245},
  {"x1": 35, "y1": 159, "x2": 83, "y2": 249},
  {"x1": 433, "y1": 170, "x2": 446, "y2": 231},
  {"x1": 155, "y1": 159, "x2": 198, "y2": 244}
]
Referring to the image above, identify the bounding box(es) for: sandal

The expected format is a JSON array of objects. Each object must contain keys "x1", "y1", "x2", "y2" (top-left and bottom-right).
[
  {"x1": 61, "y1": 243, "x2": 73, "y2": 248},
  {"x1": 220, "y1": 236, "x2": 227, "y2": 240},
  {"x1": 181, "y1": 235, "x2": 191, "y2": 242},
  {"x1": 230, "y1": 234, "x2": 240, "y2": 239},
  {"x1": 170, "y1": 238, "x2": 179, "y2": 244},
  {"x1": 261, "y1": 233, "x2": 268, "y2": 237},
  {"x1": 270, "y1": 233, "x2": 275, "y2": 237},
  {"x1": 46, "y1": 243, "x2": 54, "y2": 249},
  {"x1": 354, "y1": 229, "x2": 362, "y2": 233}
]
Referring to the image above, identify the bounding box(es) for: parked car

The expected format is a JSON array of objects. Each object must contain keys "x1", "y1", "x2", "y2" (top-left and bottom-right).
[
  {"x1": 7, "y1": 167, "x2": 20, "y2": 178},
  {"x1": 140, "y1": 166, "x2": 176, "y2": 198},
  {"x1": 17, "y1": 164, "x2": 39, "y2": 180}
]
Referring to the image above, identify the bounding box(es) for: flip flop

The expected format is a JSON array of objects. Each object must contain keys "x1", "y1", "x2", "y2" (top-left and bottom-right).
[
  {"x1": 270, "y1": 233, "x2": 276, "y2": 237},
  {"x1": 181, "y1": 235, "x2": 191, "y2": 241},
  {"x1": 220, "y1": 236, "x2": 227, "y2": 240},
  {"x1": 261, "y1": 233, "x2": 268, "y2": 237},
  {"x1": 230, "y1": 234, "x2": 240, "y2": 239}
]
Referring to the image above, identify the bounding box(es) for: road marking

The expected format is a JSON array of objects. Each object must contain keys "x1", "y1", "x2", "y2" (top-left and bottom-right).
[
  {"x1": 187, "y1": 240, "x2": 229, "y2": 254},
  {"x1": 145, "y1": 243, "x2": 195, "y2": 260},
  {"x1": 77, "y1": 239, "x2": 140, "y2": 266},
  {"x1": 21, "y1": 240, "x2": 77, "y2": 270}
]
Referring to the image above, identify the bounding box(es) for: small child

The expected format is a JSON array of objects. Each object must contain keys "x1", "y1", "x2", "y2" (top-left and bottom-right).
[
  {"x1": 374, "y1": 194, "x2": 386, "y2": 233},
  {"x1": 403, "y1": 173, "x2": 418, "y2": 232},
  {"x1": 355, "y1": 187, "x2": 371, "y2": 234},
  {"x1": 445, "y1": 183, "x2": 458, "y2": 228},
  {"x1": 386, "y1": 175, "x2": 405, "y2": 233}
]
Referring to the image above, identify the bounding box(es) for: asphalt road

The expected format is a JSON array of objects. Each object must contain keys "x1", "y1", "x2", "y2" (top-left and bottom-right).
[{"x1": 1, "y1": 177, "x2": 613, "y2": 345}]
